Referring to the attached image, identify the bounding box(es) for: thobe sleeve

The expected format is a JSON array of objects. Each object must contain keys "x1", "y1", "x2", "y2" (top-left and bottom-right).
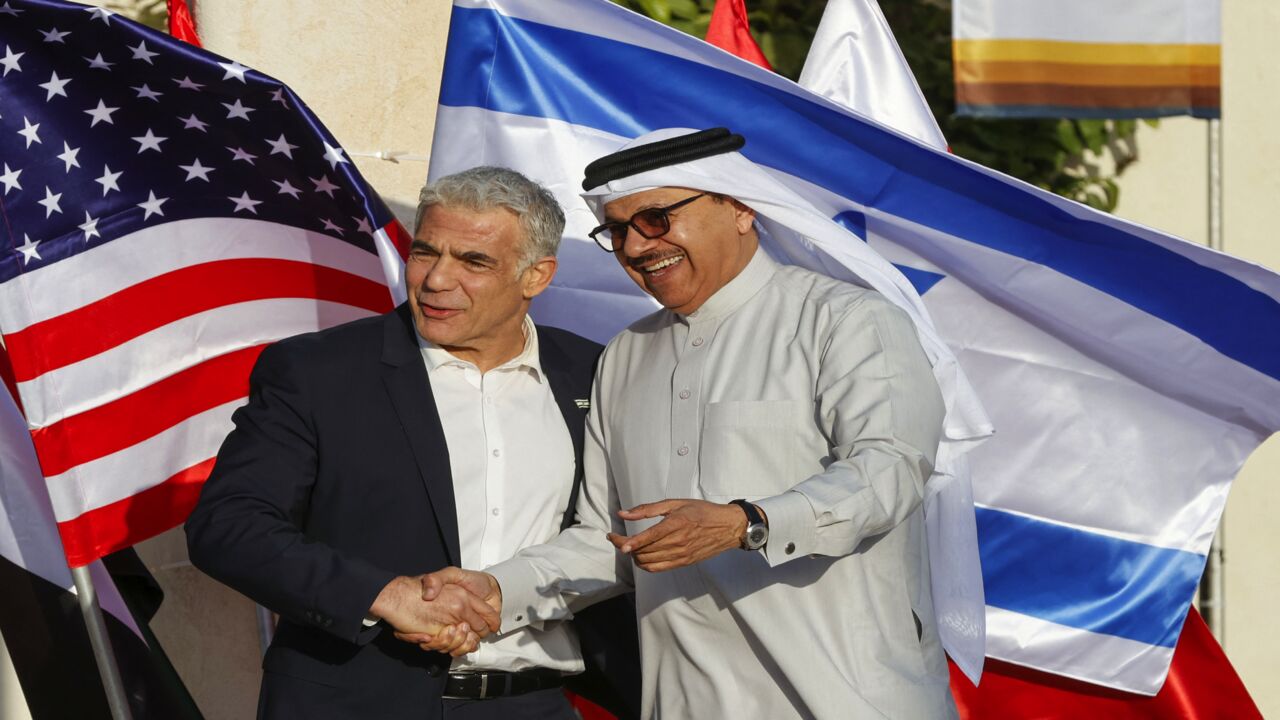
[
  {"x1": 486, "y1": 365, "x2": 632, "y2": 633},
  {"x1": 754, "y1": 294, "x2": 945, "y2": 567}
]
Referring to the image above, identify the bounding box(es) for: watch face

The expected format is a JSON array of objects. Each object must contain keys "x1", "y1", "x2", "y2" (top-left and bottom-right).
[{"x1": 746, "y1": 525, "x2": 768, "y2": 549}]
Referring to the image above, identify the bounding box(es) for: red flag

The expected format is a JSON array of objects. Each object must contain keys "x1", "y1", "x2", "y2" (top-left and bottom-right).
[
  {"x1": 567, "y1": 691, "x2": 615, "y2": 720},
  {"x1": 167, "y1": 0, "x2": 203, "y2": 47},
  {"x1": 949, "y1": 607, "x2": 1261, "y2": 719},
  {"x1": 705, "y1": 0, "x2": 773, "y2": 71}
]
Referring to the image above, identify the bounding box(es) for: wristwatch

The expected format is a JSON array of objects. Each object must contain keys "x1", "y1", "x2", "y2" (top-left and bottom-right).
[{"x1": 730, "y1": 499, "x2": 769, "y2": 551}]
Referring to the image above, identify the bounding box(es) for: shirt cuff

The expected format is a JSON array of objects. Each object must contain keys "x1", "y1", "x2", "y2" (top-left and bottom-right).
[
  {"x1": 485, "y1": 557, "x2": 549, "y2": 633},
  {"x1": 361, "y1": 614, "x2": 379, "y2": 628},
  {"x1": 755, "y1": 490, "x2": 819, "y2": 567}
]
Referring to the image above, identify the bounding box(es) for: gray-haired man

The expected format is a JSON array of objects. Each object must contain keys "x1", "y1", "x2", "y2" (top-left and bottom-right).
[{"x1": 187, "y1": 167, "x2": 637, "y2": 720}]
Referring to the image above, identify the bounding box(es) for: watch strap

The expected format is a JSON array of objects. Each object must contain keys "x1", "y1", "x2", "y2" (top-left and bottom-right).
[
  {"x1": 730, "y1": 499, "x2": 765, "y2": 528},
  {"x1": 731, "y1": 499, "x2": 768, "y2": 551}
]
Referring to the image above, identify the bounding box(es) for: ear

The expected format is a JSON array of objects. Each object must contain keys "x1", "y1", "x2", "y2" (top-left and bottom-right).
[
  {"x1": 731, "y1": 200, "x2": 756, "y2": 235},
  {"x1": 520, "y1": 256, "x2": 558, "y2": 299}
]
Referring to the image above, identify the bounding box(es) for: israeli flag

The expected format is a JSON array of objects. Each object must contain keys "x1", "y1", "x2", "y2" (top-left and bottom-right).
[{"x1": 428, "y1": 0, "x2": 1280, "y2": 695}]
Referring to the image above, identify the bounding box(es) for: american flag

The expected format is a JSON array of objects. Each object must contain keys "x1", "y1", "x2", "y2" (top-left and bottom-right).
[{"x1": 0, "y1": 0, "x2": 404, "y2": 567}]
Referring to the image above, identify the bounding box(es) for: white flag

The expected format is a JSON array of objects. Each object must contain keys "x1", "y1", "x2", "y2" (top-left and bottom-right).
[{"x1": 799, "y1": 0, "x2": 948, "y2": 150}]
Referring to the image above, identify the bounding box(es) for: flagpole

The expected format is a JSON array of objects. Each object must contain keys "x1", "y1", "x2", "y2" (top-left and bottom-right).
[
  {"x1": 70, "y1": 566, "x2": 134, "y2": 720},
  {"x1": 1204, "y1": 116, "x2": 1226, "y2": 643}
]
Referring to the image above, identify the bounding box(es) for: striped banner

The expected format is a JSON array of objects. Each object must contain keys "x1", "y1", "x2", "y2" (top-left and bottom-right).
[
  {"x1": 953, "y1": 0, "x2": 1220, "y2": 119},
  {"x1": 430, "y1": 0, "x2": 1280, "y2": 694}
]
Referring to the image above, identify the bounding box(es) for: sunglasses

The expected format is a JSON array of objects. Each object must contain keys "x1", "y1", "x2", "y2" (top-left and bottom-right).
[{"x1": 588, "y1": 193, "x2": 708, "y2": 252}]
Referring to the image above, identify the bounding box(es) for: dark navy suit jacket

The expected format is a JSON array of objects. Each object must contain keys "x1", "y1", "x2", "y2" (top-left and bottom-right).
[{"x1": 186, "y1": 304, "x2": 638, "y2": 720}]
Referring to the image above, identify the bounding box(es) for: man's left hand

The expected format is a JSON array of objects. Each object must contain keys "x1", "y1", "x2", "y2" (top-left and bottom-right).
[{"x1": 609, "y1": 499, "x2": 747, "y2": 572}]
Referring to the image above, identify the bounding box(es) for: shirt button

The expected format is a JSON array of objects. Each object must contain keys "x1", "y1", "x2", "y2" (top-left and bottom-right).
[
  {"x1": 691, "y1": 337, "x2": 704, "y2": 347},
  {"x1": 492, "y1": 448, "x2": 501, "y2": 457},
  {"x1": 677, "y1": 445, "x2": 689, "y2": 456},
  {"x1": 491, "y1": 508, "x2": 500, "y2": 516},
  {"x1": 678, "y1": 389, "x2": 691, "y2": 399},
  {"x1": 785, "y1": 542, "x2": 796, "y2": 555},
  {"x1": 515, "y1": 614, "x2": 524, "y2": 622}
]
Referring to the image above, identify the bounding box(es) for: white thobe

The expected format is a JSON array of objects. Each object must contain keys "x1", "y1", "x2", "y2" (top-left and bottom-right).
[
  {"x1": 419, "y1": 316, "x2": 584, "y2": 674},
  {"x1": 489, "y1": 251, "x2": 957, "y2": 719}
]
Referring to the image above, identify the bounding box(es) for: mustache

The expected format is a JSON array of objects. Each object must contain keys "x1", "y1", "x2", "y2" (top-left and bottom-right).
[{"x1": 627, "y1": 250, "x2": 683, "y2": 270}]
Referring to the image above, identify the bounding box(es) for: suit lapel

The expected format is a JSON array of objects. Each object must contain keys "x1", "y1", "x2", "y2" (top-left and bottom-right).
[{"x1": 379, "y1": 305, "x2": 461, "y2": 566}]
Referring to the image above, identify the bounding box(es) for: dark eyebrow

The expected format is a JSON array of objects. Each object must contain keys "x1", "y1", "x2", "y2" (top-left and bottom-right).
[
  {"x1": 409, "y1": 239, "x2": 434, "y2": 252},
  {"x1": 454, "y1": 249, "x2": 497, "y2": 266}
]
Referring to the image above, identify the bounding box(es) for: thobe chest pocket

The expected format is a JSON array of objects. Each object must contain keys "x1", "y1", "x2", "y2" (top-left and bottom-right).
[{"x1": 699, "y1": 400, "x2": 815, "y2": 497}]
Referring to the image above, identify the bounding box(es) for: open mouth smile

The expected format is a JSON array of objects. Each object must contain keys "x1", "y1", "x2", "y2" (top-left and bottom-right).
[{"x1": 640, "y1": 254, "x2": 685, "y2": 274}]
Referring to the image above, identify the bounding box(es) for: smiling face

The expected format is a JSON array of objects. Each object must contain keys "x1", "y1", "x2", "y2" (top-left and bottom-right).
[
  {"x1": 603, "y1": 187, "x2": 758, "y2": 315},
  {"x1": 406, "y1": 204, "x2": 556, "y2": 371}
]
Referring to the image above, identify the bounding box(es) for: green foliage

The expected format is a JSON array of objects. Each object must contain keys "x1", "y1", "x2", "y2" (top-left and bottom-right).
[
  {"x1": 103, "y1": 0, "x2": 167, "y2": 32},
  {"x1": 612, "y1": 0, "x2": 1151, "y2": 212}
]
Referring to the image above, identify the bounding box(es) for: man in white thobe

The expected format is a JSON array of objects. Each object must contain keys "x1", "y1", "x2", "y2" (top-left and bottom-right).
[{"x1": 416, "y1": 129, "x2": 979, "y2": 718}]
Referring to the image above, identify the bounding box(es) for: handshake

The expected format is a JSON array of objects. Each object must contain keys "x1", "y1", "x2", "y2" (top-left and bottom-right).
[
  {"x1": 367, "y1": 498, "x2": 750, "y2": 657},
  {"x1": 370, "y1": 567, "x2": 502, "y2": 657}
]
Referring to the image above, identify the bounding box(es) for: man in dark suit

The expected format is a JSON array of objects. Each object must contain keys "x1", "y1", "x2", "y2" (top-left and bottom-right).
[{"x1": 186, "y1": 167, "x2": 636, "y2": 719}]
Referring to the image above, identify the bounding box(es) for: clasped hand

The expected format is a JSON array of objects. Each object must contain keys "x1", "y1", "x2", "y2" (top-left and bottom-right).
[
  {"x1": 373, "y1": 571, "x2": 500, "y2": 657},
  {"x1": 385, "y1": 499, "x2": 745, "y2": 655},
  {"x1": 381, "y1": 568, "x2": 502, "y2": 656}
]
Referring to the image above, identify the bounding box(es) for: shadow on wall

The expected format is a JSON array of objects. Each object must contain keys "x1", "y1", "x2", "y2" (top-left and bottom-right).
[{"x1": 386, "y1": 198, "x2": 419, "y2": 235}]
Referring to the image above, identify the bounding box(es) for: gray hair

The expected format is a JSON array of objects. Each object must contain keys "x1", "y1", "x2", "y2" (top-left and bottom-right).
[{"x1": 413, "y1": 166, "x2": 565, "y2": 272}]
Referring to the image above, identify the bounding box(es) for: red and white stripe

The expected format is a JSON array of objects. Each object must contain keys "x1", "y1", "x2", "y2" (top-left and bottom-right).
[{"x1": 0, "y1": 217, "x2": 398, "y2": 566}]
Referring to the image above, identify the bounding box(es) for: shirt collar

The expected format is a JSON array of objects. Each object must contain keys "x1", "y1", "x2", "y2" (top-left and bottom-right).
[
  {"x1": 682, "y1": 247, "x2": 777, "y2": 323},
  {"x1": 417, "y1": 314, "x2": 545, "y2": 382}
]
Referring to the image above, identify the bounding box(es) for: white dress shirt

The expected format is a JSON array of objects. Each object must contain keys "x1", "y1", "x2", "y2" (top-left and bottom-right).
[
  {"x1": 419, "y1": 315, "x2": 584, "y2": 674},
  {"x1": 489, "y1": 251, "x2": 956, "y2": 718}
]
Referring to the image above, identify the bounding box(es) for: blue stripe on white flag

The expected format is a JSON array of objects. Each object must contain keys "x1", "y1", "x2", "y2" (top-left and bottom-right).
[
  {"x1": 977, "y1": 507, "x2": 1204, "y2": 648},
  {"x1": 439, "y1": 6, "x2": 1280, "y2": 382},
  {"x1": 894, "y1": 265, "x2": 945, "y2": 296}
]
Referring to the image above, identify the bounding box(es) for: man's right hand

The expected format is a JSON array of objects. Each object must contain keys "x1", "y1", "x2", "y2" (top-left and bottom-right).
[
  {"x1": 369, "y1": 575, "x2": 499, "y2": 656},
  {"x1": 422, "y1": 567, "x2": 501, "y2": 612},
  {"x1": 390, "y1": 567, "x2": 502, "y2": 652}
]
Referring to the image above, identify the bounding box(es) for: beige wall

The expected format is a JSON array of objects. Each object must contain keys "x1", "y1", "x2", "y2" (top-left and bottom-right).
[
  {"x1": 0, "y1": 631, "x2": 34, "y2": 720},
  {"x1": 132, "y1": 3, "x2": 454, "y2": 718},
  {"x1": 196, "y1": 0, "x2": 451, "y2": 226},
  {"x1": 1111, "y1": 4, "x2": 1280, "y2": 716}
]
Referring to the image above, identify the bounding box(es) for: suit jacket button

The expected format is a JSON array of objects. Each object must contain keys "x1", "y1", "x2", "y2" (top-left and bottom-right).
[{"x1": 426, "y1": 665, "x2": 442, "y2": 677}]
